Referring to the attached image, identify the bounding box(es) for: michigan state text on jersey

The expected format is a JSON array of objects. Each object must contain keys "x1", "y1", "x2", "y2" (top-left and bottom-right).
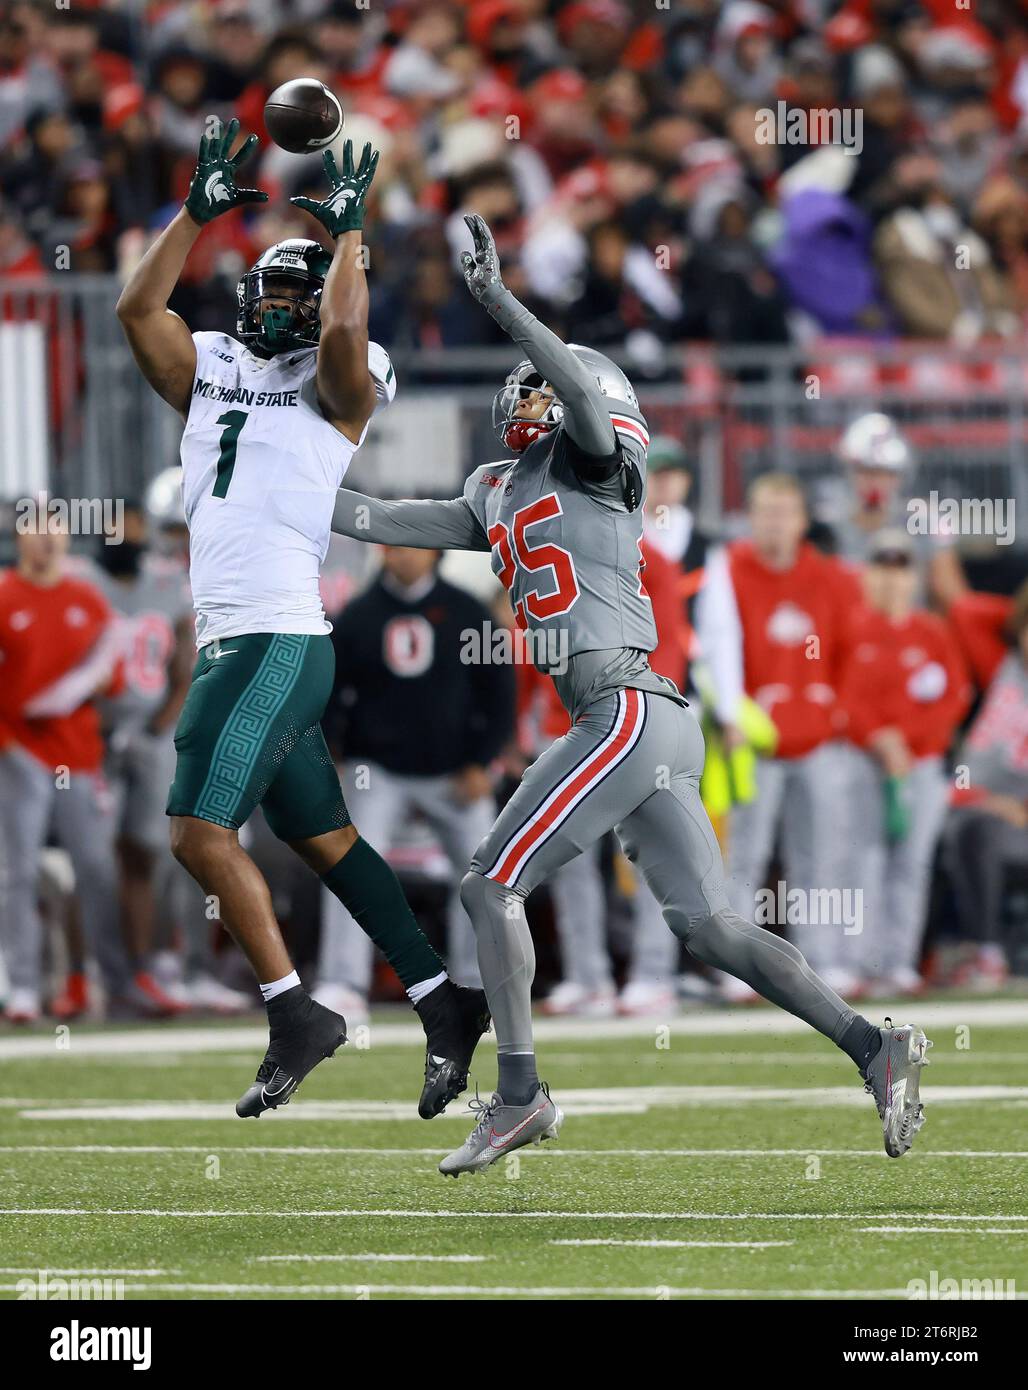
[{"x1": 116, "y1": 121, "x2": 492, "y2": 1125}]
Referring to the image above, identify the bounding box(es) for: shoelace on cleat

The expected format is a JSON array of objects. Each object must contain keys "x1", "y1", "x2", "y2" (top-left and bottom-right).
[{"x1": 466, "y1": 1088, "x2": 499, "y2": 1140}]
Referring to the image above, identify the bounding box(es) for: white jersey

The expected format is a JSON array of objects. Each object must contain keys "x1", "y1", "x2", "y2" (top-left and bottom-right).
[{"x1": 181, "y1": 331, "x2": 393, "y2": 647}]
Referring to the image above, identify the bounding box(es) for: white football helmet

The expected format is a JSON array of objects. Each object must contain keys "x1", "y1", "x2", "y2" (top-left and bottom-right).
[
  {"x1": 145, "y1": 466, "x2": 185, "y2": 528},
  {"x1": 837, "y1": 412, "x2": 911, "y2": 471}
]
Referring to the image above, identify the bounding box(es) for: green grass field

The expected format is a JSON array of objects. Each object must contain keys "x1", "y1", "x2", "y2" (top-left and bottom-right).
[{"x1": 1, "y1": 999, "x2": 1026, "y2": 1300}]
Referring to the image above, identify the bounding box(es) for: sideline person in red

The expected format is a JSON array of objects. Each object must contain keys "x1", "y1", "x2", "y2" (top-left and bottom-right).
[
  {"x1": 834, "y1": 530, "x2": 970, "y2": 996},
  {"x1": 0, "y1": 507, "x2": 131, "y2": 1021},
  {"x1": 703, "y1": 473, "x2": 861, "y2": 992}
]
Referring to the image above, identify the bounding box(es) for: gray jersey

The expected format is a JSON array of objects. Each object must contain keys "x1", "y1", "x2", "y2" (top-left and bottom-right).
[
  {"x1": 333, "y1": 413, "x2": 687, "y2": 721},
  {"x1": 960, "y1": 652, "x2": 1028, "y2": 801},
  {"x1": 88, "y1": 558, "x2": 193, "y2": 731}
]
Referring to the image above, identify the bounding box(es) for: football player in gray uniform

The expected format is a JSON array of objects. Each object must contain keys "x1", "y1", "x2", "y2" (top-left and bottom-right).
[{"x1": 330, "y1": 215, "x2": 932, "y2": 1174}]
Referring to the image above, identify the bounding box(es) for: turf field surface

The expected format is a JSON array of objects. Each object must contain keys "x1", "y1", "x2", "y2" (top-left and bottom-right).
[{"x1": 1, "y1": 998, "x2": 1026, "y2": 1301}]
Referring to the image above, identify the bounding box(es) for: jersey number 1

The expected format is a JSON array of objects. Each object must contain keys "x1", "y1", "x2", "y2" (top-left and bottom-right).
[{"x1": 213, "y1": 410, "x2": 248, "y2": 498}]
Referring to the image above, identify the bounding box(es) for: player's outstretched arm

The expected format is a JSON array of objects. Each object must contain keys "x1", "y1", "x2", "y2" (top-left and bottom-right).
[
  {"x1": 117, "y1": 117, "x2": 267, "y2": 415},
  {"x1": 291, "y1": 142, "x2": 379, "y2": 444},
  {"x1": 461, "y1": 214, "x2": 617, "y2": 458},
  {"x1": 332, "y1": 488, "x2": 489, "y2": 551}
]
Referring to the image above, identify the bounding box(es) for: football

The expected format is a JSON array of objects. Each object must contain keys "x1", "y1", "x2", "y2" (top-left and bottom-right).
[{"x1": 264, "y1": 77, "x2": 343, "y2": 154}]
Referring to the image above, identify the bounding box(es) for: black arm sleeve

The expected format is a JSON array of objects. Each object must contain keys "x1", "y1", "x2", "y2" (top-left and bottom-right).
[{"x1": 553, "y1": 429, "x2": 644, "y2": 512}]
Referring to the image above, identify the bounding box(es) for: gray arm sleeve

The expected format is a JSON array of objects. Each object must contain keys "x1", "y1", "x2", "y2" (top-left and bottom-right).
[
  {"x1": 331, "y1": 488, "x2": 490, "y2": 552},
  {"x1": 482, "y1": 286, "x2": 617, "y2": 456}
]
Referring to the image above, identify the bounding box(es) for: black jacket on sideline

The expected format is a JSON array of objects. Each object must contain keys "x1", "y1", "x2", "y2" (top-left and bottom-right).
[{"x1": 324, "y1": 573, "x2": 515, "y2": 778}]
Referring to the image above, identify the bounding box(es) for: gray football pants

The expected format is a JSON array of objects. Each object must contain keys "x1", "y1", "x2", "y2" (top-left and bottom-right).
[
  {"x1": 318, "y1": 761, "x2": 492, "y2": 992},
  {"x1": 0, "y1": 746, "x2": 130, "y2": 996},
  {"x1": 726, "y1": 742, "x2": 849, "y2": 973},
  {"x1": 549, "y1": 841, "x2": 677, "y2": 990},
  {"x1": 832, "y1": 749, "x2": 948, "y2": 979},
  {"x1": 460, "y1": 688, "x2": 857, "y2": 1057}
]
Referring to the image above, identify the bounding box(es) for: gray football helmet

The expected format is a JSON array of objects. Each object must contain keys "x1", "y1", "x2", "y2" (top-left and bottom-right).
[{"x1": 492, "y1": 345, "x2": 638, "y2": 451}]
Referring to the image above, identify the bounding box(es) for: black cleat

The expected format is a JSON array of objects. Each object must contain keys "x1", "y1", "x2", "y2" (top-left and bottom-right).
[
  {"x1": 236, "y1": 993, "x2": 347, "y2": 1118},
  {"x1": 414, "y1": 982, "x2": 491, "y2": 1119}
]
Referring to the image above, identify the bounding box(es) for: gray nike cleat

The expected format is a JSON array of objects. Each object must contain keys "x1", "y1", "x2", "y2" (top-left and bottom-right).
[
  {"x1": 862, "y1": 1017, "x2": 932, "y2": 1157},
  {"x1": 438, "y1": 1084, "x2": 563, "y2": 1177}
]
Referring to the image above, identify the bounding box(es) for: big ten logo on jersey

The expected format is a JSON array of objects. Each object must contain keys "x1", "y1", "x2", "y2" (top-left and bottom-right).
[
  {"x1": 383, "y1": 615, "x2": 434, "y2": 678},
  {"x1": 116, "y1": 612, "x2": 174, "y2": 696}
]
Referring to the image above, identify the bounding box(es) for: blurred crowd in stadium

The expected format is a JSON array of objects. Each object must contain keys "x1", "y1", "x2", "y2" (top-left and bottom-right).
[
  {"x1": 6, "y1": 0, "x2": 1028, "y2": 352},
  {"x1": 1, "y1": 0, "x2": 1028, "y2": 1026}
]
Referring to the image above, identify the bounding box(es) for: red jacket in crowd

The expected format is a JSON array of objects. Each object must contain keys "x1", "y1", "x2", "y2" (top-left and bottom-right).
[
  {"x1": 727, "y1": 539, "x2": 861, "y2": 759},
  {"x1": 837, "y1": 607, "x2": 972, "y2": 758},
  {"x1": 0, "y1": 570, "x2": 121, "y2": 774}
]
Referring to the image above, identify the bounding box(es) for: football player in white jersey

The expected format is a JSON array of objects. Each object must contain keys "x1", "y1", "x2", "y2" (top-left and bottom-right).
[{"x1": 116, "y1": 118, "x2": 490, "y2": 1120}]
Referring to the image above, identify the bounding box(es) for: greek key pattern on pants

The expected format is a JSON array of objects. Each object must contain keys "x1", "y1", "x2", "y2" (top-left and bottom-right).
[{"x1": 194, "y1": 633, "x2": 308, "y2": 824}]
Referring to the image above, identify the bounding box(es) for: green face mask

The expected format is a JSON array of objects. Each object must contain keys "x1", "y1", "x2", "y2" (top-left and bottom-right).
[{"x1": 258, "y1": 305, "x2": 295, "y2": 351}]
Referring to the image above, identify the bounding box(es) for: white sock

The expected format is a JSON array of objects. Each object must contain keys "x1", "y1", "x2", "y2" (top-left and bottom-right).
[
  {"x1": 260, "y1": 970, "x2": 301, "y2": 1003},
  {"x1": 406, "y1": 970, "x2": 448, "y2": 1005}
]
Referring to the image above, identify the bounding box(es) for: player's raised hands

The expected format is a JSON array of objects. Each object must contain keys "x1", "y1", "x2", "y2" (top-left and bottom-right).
[
  {"x1": 184, "y1": 117, "x2": 269, "y2": 225},
  {"x1": 460, "y1": 214, "x2": 505, "y2": 303},
  {"x1": 290, "y1": 141, "x2": 379, "y2": 238}
]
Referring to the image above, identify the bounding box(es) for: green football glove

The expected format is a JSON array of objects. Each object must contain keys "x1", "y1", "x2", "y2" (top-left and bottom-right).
[
  {"x1": 460, "y1": 213, "x2": 505, "y2": 305},
  {"x1": 184, "y1": 117, "x2": 268, "y2": 225},
  {"x1": 290, "y1": 142, "x2": 379, "y2": 237}
]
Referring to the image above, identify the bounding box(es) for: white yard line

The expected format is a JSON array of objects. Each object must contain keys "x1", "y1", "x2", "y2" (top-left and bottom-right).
[
  {"x1": 858, "y1": 1227, "x2": 1028, "y2": 1235},
  {"x1": 2, "y1": 1143, "x2": 1027, "y2": 1159},
  {"x1": 1, "y1": 1208, "x2": 1025, "y2": 1221},
  {"x1": 0, "y1": 1267, "x2": 168, "y2": 1275},
  {"x1": 253, "y1": 1253, "x2": 489, "y2": 1263},
  {"x1": 16, "y1": 1084, "x2": 1028, "y2": 1124},
  {"x1": 549, "y1": 1239, "x2": 794, "y2": 1249},
  {"x1": 0, "y1": 1280, "x2": 969, "y2": 1298},
  {"x1": 2, "y1": 998, "x2": 1026, "y2": 1060}
]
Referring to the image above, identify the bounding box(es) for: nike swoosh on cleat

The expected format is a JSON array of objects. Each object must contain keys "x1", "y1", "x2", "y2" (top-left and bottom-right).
[
  {"x1": 430, "y1": 1056, "x2": 449, "y2": 1066},
  {"x1": 488, "y1": 1103, "x2": 547, "y2": 1150},
  {"x1": 261, "y1": 1073, "x2": 295, "y2": 1100}
]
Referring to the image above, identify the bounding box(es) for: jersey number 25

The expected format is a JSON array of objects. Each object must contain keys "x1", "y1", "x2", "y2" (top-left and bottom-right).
[{"x1": 488, "y1": 494, "x2": 579, "y2": 630}]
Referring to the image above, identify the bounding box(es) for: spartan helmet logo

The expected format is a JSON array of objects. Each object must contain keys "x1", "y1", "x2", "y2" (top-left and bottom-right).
[
  {"x1": 326, "y1": 185, "x2": 357, "y2": 214},
  {"x1": 205, "y1": 170, "x2": 230, "y2": 204}
]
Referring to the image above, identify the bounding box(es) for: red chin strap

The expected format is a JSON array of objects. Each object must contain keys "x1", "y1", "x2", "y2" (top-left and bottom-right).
[{"x1": 503, "y1": 420, "x2": 556, "y2": 452}]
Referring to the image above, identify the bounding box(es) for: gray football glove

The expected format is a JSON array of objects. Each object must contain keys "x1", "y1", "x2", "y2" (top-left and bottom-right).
[{"x1": 460, "y1": 214, "x2": 505, "y2": 306}]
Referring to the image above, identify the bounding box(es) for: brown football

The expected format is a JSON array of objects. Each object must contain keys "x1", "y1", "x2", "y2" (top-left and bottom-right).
[{"x1": 264, "y1": 78, "x2": 342, "y2": 154}]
